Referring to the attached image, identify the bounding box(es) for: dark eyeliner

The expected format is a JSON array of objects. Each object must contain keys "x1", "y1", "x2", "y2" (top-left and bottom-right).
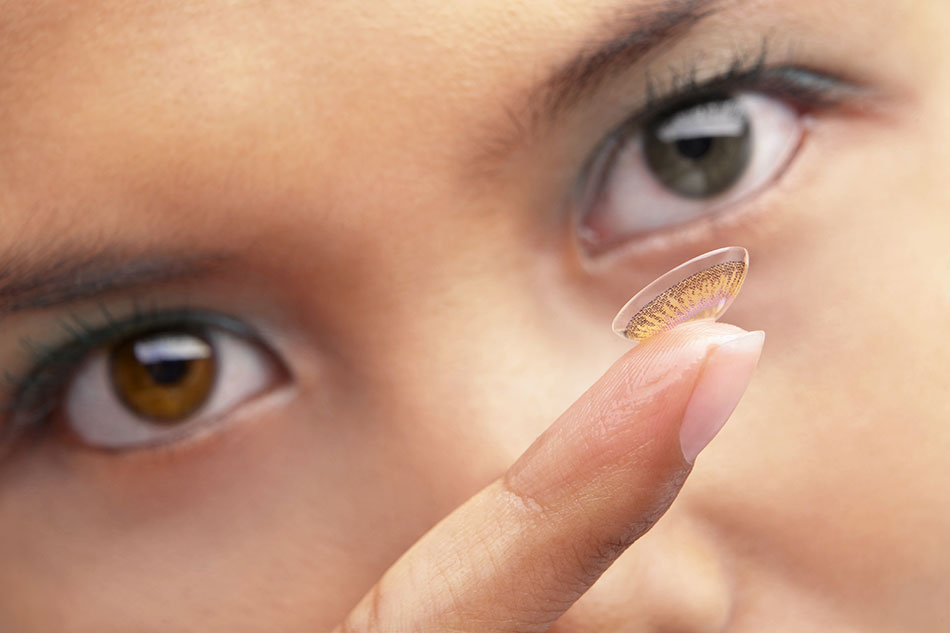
[{"x1": 0, "y1": 305, "x2": 256, "y2": 444}]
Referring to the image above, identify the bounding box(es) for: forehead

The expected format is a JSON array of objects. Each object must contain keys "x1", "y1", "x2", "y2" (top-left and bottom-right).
[
  {"x1": 0, "y1": 0, "x2": 652, "y2": 340},
  {"x1": 0, "y1": 0, "x2": 600, "y2": 233},
  {"x1": 0, "y1": 0, "x2": 604, "y2": 136}
]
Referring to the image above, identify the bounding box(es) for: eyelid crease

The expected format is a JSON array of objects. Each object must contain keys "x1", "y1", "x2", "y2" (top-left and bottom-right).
[{"x1": 537, "y1": 0, "x2": 720, "y2": 120}]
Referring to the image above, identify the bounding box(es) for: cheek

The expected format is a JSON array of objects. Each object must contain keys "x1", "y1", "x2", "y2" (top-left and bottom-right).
[
  {"x1": 0, "y1": 405, "x2": 410, "y2": 630},
  {"x1": 680, "y1": 110, "x2": 950, "y2": 607},
  {"x1": 0, "y1": 323, "x2": 591, "y2": 633}
]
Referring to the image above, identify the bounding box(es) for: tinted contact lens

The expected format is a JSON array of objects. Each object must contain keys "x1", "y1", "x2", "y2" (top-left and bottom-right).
[{"x1": 612, "y1": 246, "x2": 748, "y2": 342}]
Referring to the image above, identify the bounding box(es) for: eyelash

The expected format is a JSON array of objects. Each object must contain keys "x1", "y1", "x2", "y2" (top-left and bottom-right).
[
  {"x1": 0, "y1": 304, "x2": 254, "y2": 446},
  {"x1": 637, "y1": 40, "x2": 853, "y2": 121}
]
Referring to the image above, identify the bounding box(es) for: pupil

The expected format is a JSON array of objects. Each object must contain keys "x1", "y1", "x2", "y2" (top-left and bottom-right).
[
  {"x1": 642, "y1": 97, "x2": 751, "y2": 199},
  {"x1": 111, "y1": 330, "x2": 217, "y2": 423},
  {"x1": 144, "y1": 359, "x2": 191, "y2": 385},
  {"x1": 675, "y1": 137, "x2": 713, "y2": 160}
]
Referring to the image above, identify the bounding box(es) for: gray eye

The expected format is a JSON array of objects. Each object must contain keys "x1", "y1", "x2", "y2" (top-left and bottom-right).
[
  {"x1": 643, "y1": 97, "x2": 751, "y2": 198},
  {"x1": 577, "y1": 92, "x2": 803, "y2": 255}
]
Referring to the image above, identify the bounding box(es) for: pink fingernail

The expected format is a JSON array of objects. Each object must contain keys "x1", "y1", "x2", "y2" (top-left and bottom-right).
[{"x1": 679, "y1": 330, "x2": 765, "y2": 464}]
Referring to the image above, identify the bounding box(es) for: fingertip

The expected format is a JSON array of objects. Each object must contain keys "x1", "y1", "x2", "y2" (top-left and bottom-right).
[{"x1": 679, "y1": 329, "x2": 764, "y2": 463}]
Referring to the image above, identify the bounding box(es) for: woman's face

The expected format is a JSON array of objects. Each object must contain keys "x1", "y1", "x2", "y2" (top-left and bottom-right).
[{"x1": 1, "y1": 0, "x2": 947, "y2": 630}]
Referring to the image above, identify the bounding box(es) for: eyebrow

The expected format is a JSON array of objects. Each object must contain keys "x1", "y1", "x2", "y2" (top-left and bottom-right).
[
  {"x1": 485, "y1": 0, "x2": 719, "y2": 160},
  {"x1": 0, "y1": 250, "x2": 232, "y2": 317}
]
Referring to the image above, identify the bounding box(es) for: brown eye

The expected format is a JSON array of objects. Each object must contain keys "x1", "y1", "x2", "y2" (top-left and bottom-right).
[
  {"x1": 110, "y1": 330, "x2": 216, "y2": 423},
  {"x1": 61, "y1": 320, "x2": 282, "y2": 451}
]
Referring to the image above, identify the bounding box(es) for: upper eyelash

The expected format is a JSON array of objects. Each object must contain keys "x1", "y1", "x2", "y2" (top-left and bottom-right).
[
  {"x1": 631, "y1": 51, "x2": 852, "y2": 135},
  {"x1": 575, "y1": 43, "x2": 855, "y2": 189},
  {"x1": 643, "y1": 38, "x2": 772, "y2": 110},
  {"x1": 0, "y1": 303, "x2": 254, "y2": 445}
]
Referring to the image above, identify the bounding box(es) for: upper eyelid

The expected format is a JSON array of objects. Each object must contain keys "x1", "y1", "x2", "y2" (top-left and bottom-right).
[
  {"x1": 573, "y1": 64, "x2": 854, "y2": 197},
  {"x1": 614, "y1": 65, "x2": 859, "y2": 141}
]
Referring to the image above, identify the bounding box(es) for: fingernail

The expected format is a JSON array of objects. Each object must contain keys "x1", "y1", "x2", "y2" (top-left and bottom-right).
[{"x1": 679, "y1": 330, "x2": 765, "y2": 464}]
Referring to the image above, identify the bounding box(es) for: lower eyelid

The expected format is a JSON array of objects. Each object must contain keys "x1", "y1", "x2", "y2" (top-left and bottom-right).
[
  {"x1": 598, "y1": 166, "x2": 808, "y2": 272},
  {"x1": 576, "y1": 129, "x2": 815, "y2": 271}
]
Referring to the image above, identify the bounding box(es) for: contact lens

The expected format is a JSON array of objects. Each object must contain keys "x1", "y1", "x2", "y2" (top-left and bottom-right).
[{"x1": 611, "y1": 246, "x2": 748, "y2": 342}]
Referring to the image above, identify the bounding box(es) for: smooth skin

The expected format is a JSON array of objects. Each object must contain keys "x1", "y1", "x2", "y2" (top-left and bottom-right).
[{"x1": 0, "y1": 0, "x2": 948, "y2": 631}]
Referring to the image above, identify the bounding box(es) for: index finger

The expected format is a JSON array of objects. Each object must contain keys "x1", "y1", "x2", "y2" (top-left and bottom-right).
[{"x1": 335, "y1": 320, "x2": 764, "y2": 633}]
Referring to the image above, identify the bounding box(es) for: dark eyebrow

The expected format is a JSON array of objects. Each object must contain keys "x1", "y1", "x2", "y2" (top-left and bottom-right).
[
  {"x1": 0, "y1": 250, "x2": 231, "y2": 317},
  {"x1": 480, "y1": 0, "x2": 719, "y2": 163},
  {"x1": 538, "y1": 0, "x2": 717, "y2": 115}
]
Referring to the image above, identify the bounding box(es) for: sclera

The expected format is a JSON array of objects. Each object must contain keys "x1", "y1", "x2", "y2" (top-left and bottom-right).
[{"x1": 612, "y1": 246, "x2": 749, "y2": 342}]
